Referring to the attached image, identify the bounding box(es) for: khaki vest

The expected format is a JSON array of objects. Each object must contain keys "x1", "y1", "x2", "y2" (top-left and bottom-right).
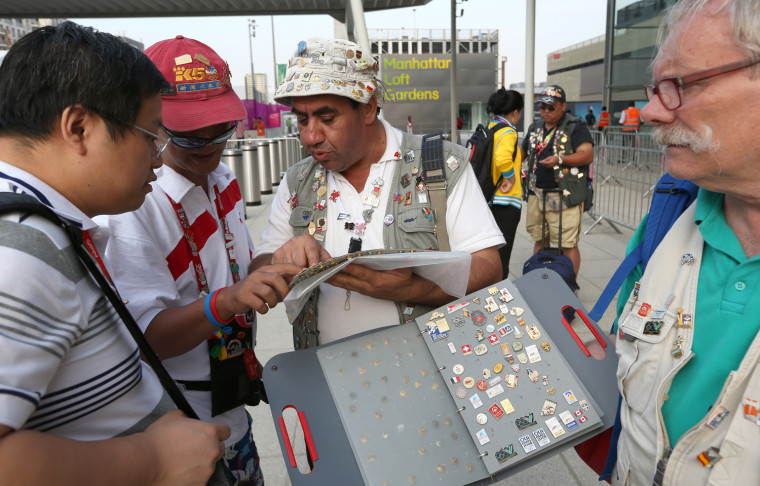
[
  {"x1": 285, "y1": 132, "x2": 468, "y2": 349},
  {"x1": 614, "y1": 202, "x2": 760, "y2": 485}
]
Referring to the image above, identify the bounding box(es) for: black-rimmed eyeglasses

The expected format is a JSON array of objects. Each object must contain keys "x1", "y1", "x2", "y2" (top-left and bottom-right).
[
  {"x1": 129, "y1": 123, "x2": 169, "y2": 158},
  {"x1": 644, "y1": 56, "x2": 760, "y2": 110},
  {"x1": 161, "y1": 122, "x2": 238, "y2": 150}
]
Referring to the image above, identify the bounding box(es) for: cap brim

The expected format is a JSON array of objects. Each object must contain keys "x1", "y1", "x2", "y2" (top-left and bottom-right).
[
  {"x1": 161, "y1": 92, "x2": 248, "y2": 132},
  {"x1": 537, "y1": 96, "x2": 561, "y2": 105}
]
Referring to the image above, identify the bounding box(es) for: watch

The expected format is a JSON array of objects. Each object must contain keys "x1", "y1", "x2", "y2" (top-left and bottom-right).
[{"x1": 558, "y1": 155, "x2": 563, "y2": 166}]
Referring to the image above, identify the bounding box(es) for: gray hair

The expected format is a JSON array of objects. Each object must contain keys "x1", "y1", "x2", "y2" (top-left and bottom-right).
[{"x1": 658, "y1": 0, "x2": 760, "y2": 73}]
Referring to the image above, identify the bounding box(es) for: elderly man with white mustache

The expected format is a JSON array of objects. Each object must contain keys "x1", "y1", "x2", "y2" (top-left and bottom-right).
[{"x1": 608, "y1": 0, "x2": 760, "y2": 485}]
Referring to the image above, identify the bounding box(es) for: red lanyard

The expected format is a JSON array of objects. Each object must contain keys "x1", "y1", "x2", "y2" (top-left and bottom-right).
[
  {"x1": 535, "y1": 126, "x2": 556, "y2": 156},
  {"x1": 167, "y1": 186, "x2": 240, "y2": 297},
  {"x1": 82, "y1": 229, "x2": 117, "y2": 291}
]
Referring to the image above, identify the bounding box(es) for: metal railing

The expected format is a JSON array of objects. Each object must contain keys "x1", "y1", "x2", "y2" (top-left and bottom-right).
[{"x1": 585, "y1": 127, "x2": 666, "y2": 234}]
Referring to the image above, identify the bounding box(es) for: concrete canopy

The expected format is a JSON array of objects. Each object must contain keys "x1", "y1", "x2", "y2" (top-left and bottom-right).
[{"x1": 0, "y1": 0, "x2": 432, "y2": 19}]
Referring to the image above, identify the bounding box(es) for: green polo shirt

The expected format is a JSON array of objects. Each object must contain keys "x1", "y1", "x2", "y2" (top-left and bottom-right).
[{"x1": 615, "y1": 188, "x2": 760, "y2": 444}]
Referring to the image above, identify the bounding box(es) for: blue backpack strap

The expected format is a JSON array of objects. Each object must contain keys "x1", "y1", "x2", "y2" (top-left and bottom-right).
[
  {"x1": 639, "y1": 173, "x2": 699, "y2": 272},
  {"x1": 588, "y1": 243, "x2": 643, "y2": 322}
]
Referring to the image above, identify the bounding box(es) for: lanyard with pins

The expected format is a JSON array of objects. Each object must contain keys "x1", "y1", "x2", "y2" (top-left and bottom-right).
[{"x1": 326, "y1": 160, "x2": 387, "y2": 254}]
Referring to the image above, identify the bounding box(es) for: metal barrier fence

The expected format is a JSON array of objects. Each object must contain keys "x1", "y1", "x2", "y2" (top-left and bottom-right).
[{"x1": 585, "y1": 127, "x2": 666, "y2": 234}]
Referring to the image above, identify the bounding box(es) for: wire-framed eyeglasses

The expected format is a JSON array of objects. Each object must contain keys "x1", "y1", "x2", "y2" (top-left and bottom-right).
[
  {"x1": 128, "y1": 123, "x2": 169, "y2": 158},
  {"x1": 644, "y1": 56, "x2": 760, "y2": 110}
]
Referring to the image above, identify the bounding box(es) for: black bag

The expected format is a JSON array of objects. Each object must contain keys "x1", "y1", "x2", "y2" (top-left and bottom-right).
[
  {"x1": 523, "y1": 189, "x2": 578, "y2": 292},
  {"x1": 466, "y1": 122, "x2": 510, "y2": 202}
]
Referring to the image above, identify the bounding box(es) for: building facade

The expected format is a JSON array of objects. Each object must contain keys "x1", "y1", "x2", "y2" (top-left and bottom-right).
[
  {"x1": 369, "y1": 29, "x2": 500, "y2": 134},
  {"x1": 244, "y1": 73, "x2": 268, "y2": 102},
  {"x1": 546, "y1": 0, "x2": 675, "y2": 124}
]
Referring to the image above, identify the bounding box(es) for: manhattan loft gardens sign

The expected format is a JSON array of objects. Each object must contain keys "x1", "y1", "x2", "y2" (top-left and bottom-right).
[{"x1": 379, "y1": 53, "x2": 496, "y2": 131}]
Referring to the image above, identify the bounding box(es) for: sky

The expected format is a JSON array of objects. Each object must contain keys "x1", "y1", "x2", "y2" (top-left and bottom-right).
[{"x1": 71, "y1": 0, "x2": 607, "y2": 98}]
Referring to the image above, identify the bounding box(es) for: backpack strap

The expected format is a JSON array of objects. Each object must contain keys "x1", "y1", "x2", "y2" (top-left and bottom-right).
[
  {"x1": 421, "y1": 131, "x2": 450, "y2": 251},
  {"x1": 587, "y1": 173, "x2": 699, "y2": 323}
]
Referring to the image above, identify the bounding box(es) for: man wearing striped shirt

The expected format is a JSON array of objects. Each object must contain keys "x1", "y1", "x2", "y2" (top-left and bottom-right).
[{"x1": 0, "y1": 22, "x2": 228, "y2": 485}]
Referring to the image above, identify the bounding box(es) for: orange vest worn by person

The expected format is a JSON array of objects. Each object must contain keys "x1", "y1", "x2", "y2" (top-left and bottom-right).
[
  {"x1": 598, "y1": 111, "x2": 610, "y2": 128},
  {"x1": 623, "y1": 107, "x2": 640, "y2": 131},
  {"x1": 255, "y1": 120, "x2": 265, "y2": 137}
]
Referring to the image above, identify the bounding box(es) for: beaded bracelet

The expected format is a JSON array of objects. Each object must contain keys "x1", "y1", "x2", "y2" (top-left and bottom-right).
[{"x1": 204, "y1": 288, "x2": 234, "y2": 328}]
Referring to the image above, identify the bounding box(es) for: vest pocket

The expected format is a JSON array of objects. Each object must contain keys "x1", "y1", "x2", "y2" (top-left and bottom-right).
[
  {"x1": 617, "y1": 312, "x2": 677, "y2": 413},
  {"x1": 289, "y1": 205, "x2": 316, "y2": 229},
  {"x1": 397, "y1": 206, "x2": 436, "y2": 235}
]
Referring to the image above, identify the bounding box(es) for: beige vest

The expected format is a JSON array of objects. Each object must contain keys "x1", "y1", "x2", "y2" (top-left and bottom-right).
[{"x1": 614, "y1": 202, "x2": 760, "y2": 485}]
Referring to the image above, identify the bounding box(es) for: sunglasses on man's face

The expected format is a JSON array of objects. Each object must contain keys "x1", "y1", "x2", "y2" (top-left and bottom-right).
[
  {"x1": 538, "y1": 104, "x2": 556, "y2": 112},
  {"x1": 162, "y1": 122, "x2": 238, "y2": 150}
]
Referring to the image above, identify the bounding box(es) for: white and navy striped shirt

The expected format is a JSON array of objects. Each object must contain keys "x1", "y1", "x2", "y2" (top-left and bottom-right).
[{"x1": 0, "y1": 161, "x2": 171, "y2": 440}]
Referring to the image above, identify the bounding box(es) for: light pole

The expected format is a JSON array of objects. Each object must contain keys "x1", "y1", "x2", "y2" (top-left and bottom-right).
[{"x1": 247, "y1": 19, "x2": 256, "y2": 101}]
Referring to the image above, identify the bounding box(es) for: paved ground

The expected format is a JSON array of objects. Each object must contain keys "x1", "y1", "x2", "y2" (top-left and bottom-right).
[{"x1": 244, "y1": 190, "x2": 634, "y2": 486}]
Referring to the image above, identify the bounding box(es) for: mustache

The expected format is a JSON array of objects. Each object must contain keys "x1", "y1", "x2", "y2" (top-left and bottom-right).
[{"x1": 651, "y1": 123, "x2": 719, "y2": 154}]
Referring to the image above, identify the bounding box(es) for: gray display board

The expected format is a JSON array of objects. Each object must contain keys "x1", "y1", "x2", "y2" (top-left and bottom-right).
[
  {"x1": 264, "y1": 270, "x2": 619, "y2": 486},
  {"x1": 414, "y1": 278, "x2": 602, "y2": 475}
]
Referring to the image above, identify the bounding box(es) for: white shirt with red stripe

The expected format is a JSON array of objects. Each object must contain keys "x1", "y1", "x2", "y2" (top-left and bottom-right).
[{"x1": 100, "y1": 163, "x2": 253, "y2": 446}]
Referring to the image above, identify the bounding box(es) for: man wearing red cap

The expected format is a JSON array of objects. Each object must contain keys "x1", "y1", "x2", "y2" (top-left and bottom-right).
[{"x1": 102, "y1": 36, "x2": 301, "y2": 485}]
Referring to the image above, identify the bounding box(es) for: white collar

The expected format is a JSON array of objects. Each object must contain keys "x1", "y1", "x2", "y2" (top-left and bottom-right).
[
  {"x1": 155, "y1": 163, "x2": 233, "y2": 203},
  {"x1": 0, "y1": 160, "x2": 95, "y2": 230}
]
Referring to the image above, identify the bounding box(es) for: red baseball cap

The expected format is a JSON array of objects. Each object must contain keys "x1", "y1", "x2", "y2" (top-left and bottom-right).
[{"x1": 145, "y1": 35, "x2": 247, "y2": 132}]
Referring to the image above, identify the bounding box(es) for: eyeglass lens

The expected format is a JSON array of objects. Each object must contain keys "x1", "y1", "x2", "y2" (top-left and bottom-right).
[
  {"x1": 646, "y1": 80, "x2": 680, "y2": 110},
  {"x1": 168, "y1": 124, "x2": 237, "y2": 149},
  {"x1": 539, "y1": 104, "x2": 555, "y2": 112}
]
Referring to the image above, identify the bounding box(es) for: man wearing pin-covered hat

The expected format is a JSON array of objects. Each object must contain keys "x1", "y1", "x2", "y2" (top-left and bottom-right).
[
  {"x1": 522, "y1": 84, "x2": 594, "y2": 282},
  {"x1": 251, "y1": 38, "x2": 504, "y2": 349},
  {"x1": 101, "y1": 35, "x2": 302, "y2": 485}
]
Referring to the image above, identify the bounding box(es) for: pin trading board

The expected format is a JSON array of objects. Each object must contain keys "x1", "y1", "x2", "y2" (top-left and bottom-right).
[{"x1": 264, "y1": 270, "x2": 619, "y2": 486}]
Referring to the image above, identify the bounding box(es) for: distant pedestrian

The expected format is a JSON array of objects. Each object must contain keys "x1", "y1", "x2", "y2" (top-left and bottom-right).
[
  {"x1": 619, "y1": 101, "x2": 641, "y2": 162},
  {"x1": 522, "y1": 85, "x2": 594, "y2": 278},
  {"x1": 585, "y1": 108, "x2": 596, "y2": 129},
  {"x1": 597, "y1": 106, "x2": 610, "y2": 130},
  {"x1": 620, "y1": 101, "x2": 641, "y2": 131},
  {"x1": 254, "y1": 116, "x2": 266, "y2": 137},
  {"x1": 486, "y1": 88, "x2": 524, "y2": 278}
]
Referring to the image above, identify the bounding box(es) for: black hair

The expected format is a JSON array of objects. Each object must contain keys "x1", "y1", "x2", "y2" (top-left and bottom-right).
[
  {"x1": 0, "y1": 21, "x2": 169, "y2": 142},
  {"x1": 602, "y1": 106, "x2": 607, "y2": 110},
  {"x1": 627, "y1": 101, "x2": 635, "y2": 107},
  {"x1": 486, "y1": 88, "x2": 524, "y2": 117}
]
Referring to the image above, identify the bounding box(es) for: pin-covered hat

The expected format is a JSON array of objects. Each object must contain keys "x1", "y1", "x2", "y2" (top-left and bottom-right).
[
  {"x1": 537, "y1": 85, "x2": 566, "y2": 105},
  {"x1": 274, "y1": 38, "x2": 385, "y2": 108},
  {"x1": 145, "y1": 35, "x2": 247, "y2": 132}
]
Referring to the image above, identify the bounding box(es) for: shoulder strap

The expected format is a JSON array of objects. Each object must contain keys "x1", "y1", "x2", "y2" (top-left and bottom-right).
[
  {"x1": 0, "y1": 192, "x2": 200, "y2": 418},
  {"x1": 587, "y1": 174, "x2": 699, "y2": 323},
  {"x1": 420, "y1": 131, "x2": 450, "y2": 251}
]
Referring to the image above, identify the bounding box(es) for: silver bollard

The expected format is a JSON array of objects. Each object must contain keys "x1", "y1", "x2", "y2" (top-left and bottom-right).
[
  {"x1": 268, "y1": 139, "x2": 281, "y2": 186},
  {"x1": 277, "y1": 137, "x2": 287, "y2": 178},
  {"x1": 241, "y1": 145, "x2": 261, "y2": 206},
  {"x1": 256, "y1": 140, "x2": 273, "y2": 195},
  {"x1": 282, "y1": 137, "x2": 292, "y2": 170}
]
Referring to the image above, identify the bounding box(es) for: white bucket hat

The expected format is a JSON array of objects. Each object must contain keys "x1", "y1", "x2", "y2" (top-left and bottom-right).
[{"x1": 274, "y1": 38, "x2": 385, "y2": 108}]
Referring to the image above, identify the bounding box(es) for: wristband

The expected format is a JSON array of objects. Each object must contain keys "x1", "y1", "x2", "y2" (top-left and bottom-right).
[
  {"x1": 558, "y1": 155, "x2": 563, "y2": 166},
  {"x1": 204, "y1": 288, "x2": 234, "y2": 328}
]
